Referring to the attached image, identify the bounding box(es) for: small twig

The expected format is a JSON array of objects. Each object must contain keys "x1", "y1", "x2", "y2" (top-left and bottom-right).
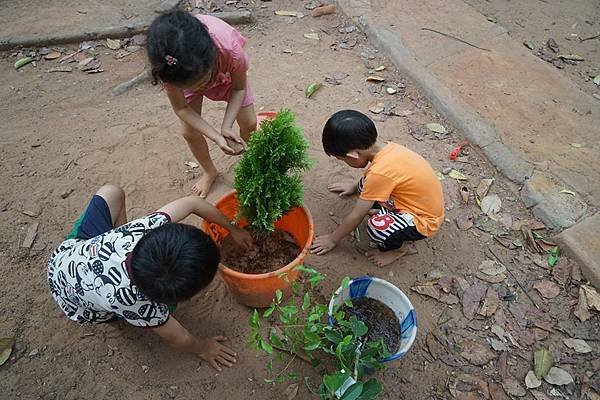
[
  {"x1": 488, "y1": 246, "x2": 540, "y2": 309},
  {"x1": 579, "y1": 33, "x2": 600, "y2": 42},
  {"x1": 111, "y1": 70, "x2": 150, "y2": 96},
  {"x1": 272, "y1": 344, "x2": 311, "y2": 364},
  {"x1": 421, "y1": 27, "x2": 491, "y2": 52}
]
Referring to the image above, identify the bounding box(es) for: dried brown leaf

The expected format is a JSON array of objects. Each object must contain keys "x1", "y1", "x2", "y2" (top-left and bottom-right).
[
  {"x1": 502, "y1": 378, "x2": 526, "y2": 397},
  {"x1": 459, "y1": 339, "x2": 496, "y2": 366},
  {"x1": 582, "y1": 285, "x2": 600, "y2": 311},
  {"x1": 456, "y1": 208, "x2": 474, "y2": 230},
  {"x1": 479, "y1": 287, "x2": 500, "y2": 317},
  {"x1": 533, "y1": 280, "x2": 560, "y2": 299},
  {"x1": 574, "y1": 287, "x2": 592, "y2": 322},
  {"x1": 462, "y1": 283, "x2": 488, "y2": 320}
]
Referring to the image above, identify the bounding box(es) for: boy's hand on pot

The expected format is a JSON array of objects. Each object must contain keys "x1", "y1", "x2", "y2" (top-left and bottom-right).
[
  {"x1": 230, "y1": 228, "x2": 253, "y2": 251},
  {"x1": 196, "y1": 336, "x2": 237, "y2": 372},
  {"x1": 310, "y1": 235, "x2": 337, "y2": 255},
  {"x1": 328, "y1": 181, "x2": 357, "y2": 197}
]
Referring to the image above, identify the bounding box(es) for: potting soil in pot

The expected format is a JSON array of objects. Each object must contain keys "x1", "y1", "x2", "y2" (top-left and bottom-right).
[
  {"x1": 341, "y1": 297, "x2": 401, "y2": 354},
  {"x1": 221, "y1": 230, "x2": 300, "y2": 274}
]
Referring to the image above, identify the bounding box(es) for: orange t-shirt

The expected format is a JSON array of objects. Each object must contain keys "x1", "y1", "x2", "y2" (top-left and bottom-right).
[{"x1": 359, "y1": 142, "x2": 444, "y2": 237}]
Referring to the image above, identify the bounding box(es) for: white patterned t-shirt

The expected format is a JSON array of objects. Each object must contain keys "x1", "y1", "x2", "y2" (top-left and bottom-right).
[{"x1": 47, "y1": 212, "x2": 172, "y2": 327}]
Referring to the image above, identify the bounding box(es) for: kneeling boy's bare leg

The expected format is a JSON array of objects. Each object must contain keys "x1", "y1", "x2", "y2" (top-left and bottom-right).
[{"x1": 95, "y1": 185, "x2": 127, "y2": 227}]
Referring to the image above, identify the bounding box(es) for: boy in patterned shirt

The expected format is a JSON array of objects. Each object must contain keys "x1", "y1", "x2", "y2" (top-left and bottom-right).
[
  {"x1": 310, "y1": 110, "x2": 444, "y2": 267},
  {"x1": 47, "y1": 185, "x2": 252, "y2": 371}
]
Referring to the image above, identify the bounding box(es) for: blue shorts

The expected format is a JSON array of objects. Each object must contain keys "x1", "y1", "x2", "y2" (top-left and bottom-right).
[{"x1": 66, "y1": 195, "x2": 113, "y2": 240}]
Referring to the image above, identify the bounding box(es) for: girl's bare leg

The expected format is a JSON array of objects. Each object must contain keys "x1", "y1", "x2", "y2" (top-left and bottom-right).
[
  {"x1": 95, "y1": 185, "x2": 127, "y2": 227},
  {"x1": 181, "y1": 96, "x2": 219, "y2": 198},
  {"x1": 236, "y1": 103, "x2": 257, "y2": 142}
]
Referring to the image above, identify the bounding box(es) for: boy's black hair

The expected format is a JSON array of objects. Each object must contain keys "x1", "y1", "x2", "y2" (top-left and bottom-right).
[
  {"x1": 130, "y1": 223, "x2": 220, "y2": 304},
  {"x1": 322, "y1": 110, "x2": 378, "y2": 156},
  {"x1": 146, "y1": 10, "x2": 217, "y2": 85}
]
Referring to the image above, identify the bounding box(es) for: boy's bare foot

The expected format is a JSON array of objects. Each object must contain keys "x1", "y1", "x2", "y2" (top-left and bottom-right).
[
  {"x1": 366, "y1": 242, "x2": 418, "y2": 268},
  {"x1": 192, "y1": 170, "x2": 220, "y2": 198}
]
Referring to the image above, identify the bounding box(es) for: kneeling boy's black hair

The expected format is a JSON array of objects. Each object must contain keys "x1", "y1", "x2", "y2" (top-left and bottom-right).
[
  {"x1": 130, "y1": 223, "x2": 220, "y2": 304},
  {"x1": 322, "y1": 110, "x2": 378, "y2": 156}
]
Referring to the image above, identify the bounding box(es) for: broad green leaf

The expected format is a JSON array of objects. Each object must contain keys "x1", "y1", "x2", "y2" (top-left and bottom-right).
[
  {"x1": 0, "y1": 337, "x2": 13, "y2": 366},
  {"x1": 324, "y1": 328, "x2": 344, "y2": 344},
  {"x1": 547, "y1": 246, "x2": 560, "y2": 267},
  {"x1": 302, "y1": 292, "x2": 310, "y2": 311},
  {"x1": 304, "y1": 340, "x2": 321, "y2": 351},
  {"x1": 280, "y1": 305, "x2": 298, "y2": 316},
  {"x1": 269, "y1": 328, "x2": 284, "y2": 348},
  {"x1": 249, "y1": 309, "x2": 260, "y2": 329},
  {"x1": 344, "y1": 299, "x2": 353, "y2": 308},
  {"x1": 275, "y1": 289, "x2": 283, "y2": 304},
  {"x1": 341, "y1": 276, "x2": 351, "y2": 289},
  {"x1": 349, "y1": 316, "x2": 368, "y2": 337},
  {"x1": 260, "y1": 339, "x2": 273, "y2": 354},
  {"x1": 323, "y1": 372, "x2": 349, "y2": 394},
  {"x1": 305, "y1": 82, "x2": 322, "y2": 98},
  {"x1": 341, "y1": 382, "x2": 364, "y2": 400},
  {"x1": 534, "y1": 348, "x2": 554, "y2": 379},
  {"x1": 358, "y1": 378, "x2": 382, "y2": 400},
  {"x1": 263, "y1": 304, "x2": 275, "y2": 318}
]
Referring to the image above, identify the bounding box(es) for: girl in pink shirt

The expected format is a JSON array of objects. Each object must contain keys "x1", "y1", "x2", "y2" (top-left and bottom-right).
[{"x1": 147, "y1": 11, "x2": 256, "y2": 197}]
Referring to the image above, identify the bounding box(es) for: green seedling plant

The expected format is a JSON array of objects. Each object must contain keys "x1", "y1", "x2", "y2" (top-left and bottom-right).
[
  {"x1": 234, "y1": 109, "x2": 312, "y2": 233},
  {"x1": 248, "y1": 266, "x2": 390, "y2": 400}
]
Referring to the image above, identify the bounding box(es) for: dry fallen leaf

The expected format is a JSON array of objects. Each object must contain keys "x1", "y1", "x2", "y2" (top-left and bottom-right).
[
  {"x1": 462, "y1": 283, "x2": 488, "y2": 320},
  {"x1": 456, "y1": 208, "x2": 474, "y2": 230},
  {"x1": 582, "y1": 285, "x2": 600, "y2": 311},
  {"x1": 478, "y1": 260, "x2": 506, "y2": 276},
  {"x1": 533, "y1": 280, "x2": 560, "y2": 299},
  {"x1": 284, "y1": 383, "x2": 299, "y2": 399},
  {"x1": 543, "y1": 367, "x2": 573, "y2": 385},
  {"x1": 481, "y1": 195, "x2": 502, "y2": 215},
  {"x1": 449, "y1": 169, "x2": 468, "y2": 181},
  {"x1": 185, "y1": 161, "x2": 199, "y2": 169},
  {"x1": 386, "y1": 87, "x2": 397, "y2": 95},
  {"x1": 44, "y1": 51, "x2": 62, "y2": 60},
  {"x1": 525, "y1": 370, "x2": 542, "y2": 389},
  {"x1": 106, "y1": 38, "x2": 122, "y2": 50},
  {"x1": 475, "y1": 271, "x2": 506, "y2": 283},
  {"x1": 489, "y1": 338, "x2": 509, "y2": 352},
  {"x1": 570, "y1": 143, "x2": 582, "y2": 148},
  {"x1": 411, "y1": 284, "x2": 440, "y2": 300},
  {"x1": 0, "y1": 337, "x2": 14, "y2": 366},
  {"x1": 303, "y1": 33, "x2": 320, "y2": 40},
  {"x1": 476, "y1": 178, "x2": 494, "y2": 198},
  {"x1": 574, "y1": 287, "x2": 592, "y2": 322},
  {"x1": 502, "y1": 377, "x2": 526, "y2": 397},
  {"x1": 563, "y1": 338, "x2": 592, "y2": 354},
  {"x1": 275, "y1": 10, "x2": 298, "y2": 16},
  {"x1": 488, "y1": 383, "x2": 509, "y2": 400},
  {"x1": 479, "y1": 287, "x2": 500, "y2": 317},
  {"x1": 366, "y1": 75, "x2": 385, "y2": 82},
  {"x1": 559, "y1": 189, "x2": 576, "y2": 196},
  {"x1": 369, "y1": 103, "x2": 385, "y2": 114},
  {"x1": 530, "y1": 390, "x2": 551, "y2": 400},
  {"x1": 558, "y1": 54, "x2": 584, "y2": 61},
  {"x1": 459, "y1": 339, "x2": 496, "y2": 366},
  {"x1": 426, "y1": 123, "x2": 447, "y2": 134}
]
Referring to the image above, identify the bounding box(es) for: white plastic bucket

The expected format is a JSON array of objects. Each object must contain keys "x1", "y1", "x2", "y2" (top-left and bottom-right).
[{"x1": 328, "y1": 276, "x2": 417, "y2": 362}]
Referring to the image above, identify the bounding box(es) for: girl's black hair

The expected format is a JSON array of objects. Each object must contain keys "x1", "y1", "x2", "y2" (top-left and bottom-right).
[
  {"x1": 146, "y1": 10, "x2": 217, "y2": 85},
  {"x1": 130, "y1": 223, "x2": 220, "y2": 304},
  {"x1": 322, "y1": 110, "x2": 378, "y2": 156}
]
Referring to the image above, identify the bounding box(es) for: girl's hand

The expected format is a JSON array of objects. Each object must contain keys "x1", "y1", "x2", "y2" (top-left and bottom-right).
[
  {"x1": 221, "y1": 127, "x2": 246, "y2": 153},
  {"x1": 215, "y1": 136, "x2": 237, "y2": 155}
]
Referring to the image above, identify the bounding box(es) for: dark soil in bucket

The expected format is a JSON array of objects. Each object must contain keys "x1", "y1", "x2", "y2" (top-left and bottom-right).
[
  {"x1": 342, "y1": 297, "x2": 401, "y2": 354},
  {"x1": 221, "y1": 230, "x2": 300, "y2": 274}
]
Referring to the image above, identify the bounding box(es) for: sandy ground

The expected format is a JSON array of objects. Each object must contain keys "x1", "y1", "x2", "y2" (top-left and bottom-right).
[
  {"x1": 463, "y1": 0, "x2": 600, "y2": 97},
  {"x1": 0, "y1": 1, "x2": 598, "y2": 399}
]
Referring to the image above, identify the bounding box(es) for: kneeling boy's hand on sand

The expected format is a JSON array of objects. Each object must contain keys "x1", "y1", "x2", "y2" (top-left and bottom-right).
[
  {"x1": 310, "y1": 234, "x2": 337, "y2": 255},
  {"x1": 196, "y1": 335, "x2": 237, "y2": 372},
  {"x1": 328, "y1": 181, "x2": 357, "y2": 197}
]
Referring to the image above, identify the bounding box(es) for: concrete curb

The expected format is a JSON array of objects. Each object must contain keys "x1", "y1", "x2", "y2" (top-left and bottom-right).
[
  {"x1": 334, "y1": 1, "x2": 593, "y2": 229},
  {"x1": 0, "y1": 8, "x2": 253, "y2": 51}
]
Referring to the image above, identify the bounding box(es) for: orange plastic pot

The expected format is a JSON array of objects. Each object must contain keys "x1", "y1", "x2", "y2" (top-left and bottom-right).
[{"x1": 201, "y1": 190, "x2": 314, "y2": 308}]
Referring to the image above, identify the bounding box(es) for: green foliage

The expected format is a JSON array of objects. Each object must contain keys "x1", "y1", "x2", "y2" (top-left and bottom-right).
[
  {"x1": 247, "y1": 267, "x2": 388, "y2": 399},
  {"x1": 234, "y1": 109, "x2": 313, "y2": 232}
]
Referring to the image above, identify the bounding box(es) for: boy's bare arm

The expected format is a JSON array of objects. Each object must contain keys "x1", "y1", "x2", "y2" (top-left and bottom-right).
[
  {"x1": 310, "y1": 198, "x2": 373, "y2": 255},
  {"x1": 157, "y1": 196, "x2": 253, "y2": 250},
  {"x1": 151, "y1": 317, "x2": 236, "y2": 371}
]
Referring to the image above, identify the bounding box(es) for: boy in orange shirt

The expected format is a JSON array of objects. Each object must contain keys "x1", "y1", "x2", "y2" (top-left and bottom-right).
[{"x1": 310, "y1": 110, "x2": 444, "y2": 267}]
